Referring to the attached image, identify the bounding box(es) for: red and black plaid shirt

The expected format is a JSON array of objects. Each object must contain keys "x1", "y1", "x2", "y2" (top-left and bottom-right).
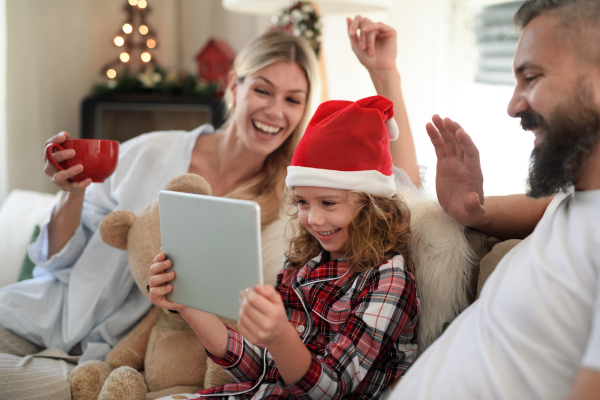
[{"x1": 197, "y1": 252, "x2": 420, "y2": 400}]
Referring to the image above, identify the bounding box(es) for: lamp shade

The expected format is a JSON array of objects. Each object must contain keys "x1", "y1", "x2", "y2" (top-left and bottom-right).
[{"x1": 222, "y1": 0, "x2": 392, "y2": 15}]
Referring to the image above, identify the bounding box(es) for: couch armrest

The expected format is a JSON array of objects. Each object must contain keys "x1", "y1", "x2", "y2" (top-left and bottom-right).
[
  {"x1": 476, "y1": 239, "x2": 521, "y2": 299},
  {"x1": 463, "y1": 228, "x2": 500, "y2": 303},
  {"x1": 0, "y1": 190, "x2": 60, "y2": 288},
  {"x1": 463, "y1": 227, "x2": 522, "y2": 301}
]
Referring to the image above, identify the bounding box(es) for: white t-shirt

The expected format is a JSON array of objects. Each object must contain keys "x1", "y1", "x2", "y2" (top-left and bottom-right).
[{"x1": 392, "y1": 187, "x2": 600, "y2": 400}]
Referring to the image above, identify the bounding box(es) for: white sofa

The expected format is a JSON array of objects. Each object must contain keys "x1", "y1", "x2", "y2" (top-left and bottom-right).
[
  {"x1": 0, "y1": 188, "x2": 513, "y2": 400},
  {"x1": 0, "y1": 189, "x2": 60, "y2": 288}
]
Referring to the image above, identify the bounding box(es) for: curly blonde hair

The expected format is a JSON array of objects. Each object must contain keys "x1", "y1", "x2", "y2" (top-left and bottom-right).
[{"x1": 285, "y1": 191, "x2": 412, "y2": 273}]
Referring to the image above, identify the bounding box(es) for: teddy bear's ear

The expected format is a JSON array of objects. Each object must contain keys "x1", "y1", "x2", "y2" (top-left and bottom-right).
[
  {"x1": 164, "y1": 173, "x2": 212, "y2": 196},
  {"x1": 99, "y1": 210, "x2": 137, "y2": 250}
]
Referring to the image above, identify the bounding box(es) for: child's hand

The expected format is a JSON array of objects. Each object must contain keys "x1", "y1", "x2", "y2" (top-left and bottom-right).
[
  {"x1": 238, "y1": 285, "x2": 289, "y2": 345},
  {"x1": 148, "y1": 252, "x2": 187, "y2": 313}
]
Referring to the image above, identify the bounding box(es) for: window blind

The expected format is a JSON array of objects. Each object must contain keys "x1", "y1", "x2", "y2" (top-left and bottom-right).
[{"x1": 475, "y1": 1, "x2": 524, "y2": 85}]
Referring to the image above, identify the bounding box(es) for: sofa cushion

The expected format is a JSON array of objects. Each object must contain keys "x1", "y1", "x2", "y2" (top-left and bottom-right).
[
  {"x1": 476, "y1": 239, "x2": 522, "y2": 299},
  {"x1": 18, "y1": 225, "x2": 41, "y2": 281},
  {"x1": 463, "y1": 228, "x2": 501, "y2": 303},
  {"x1": 0, "y1": 190, "x2": 60, "y2": 288}
]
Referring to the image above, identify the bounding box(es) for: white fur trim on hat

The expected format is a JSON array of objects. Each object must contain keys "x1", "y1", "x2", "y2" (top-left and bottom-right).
[
  {"x1": 286, "y1": 166, "x2": 396, "y2": 197},
  {"x1": 386, "y1": 118, "x2": 399, "y2": 141}
]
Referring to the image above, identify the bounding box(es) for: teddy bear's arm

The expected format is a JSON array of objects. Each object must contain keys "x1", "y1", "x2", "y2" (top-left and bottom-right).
[{"x1": 105, "y1": 306, "x2": 160, "y2": 371}]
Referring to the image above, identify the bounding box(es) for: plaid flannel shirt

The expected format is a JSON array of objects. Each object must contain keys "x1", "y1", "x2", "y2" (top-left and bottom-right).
[{"x1": 197, "y1": 252, "x2": 419, "y2": 400}]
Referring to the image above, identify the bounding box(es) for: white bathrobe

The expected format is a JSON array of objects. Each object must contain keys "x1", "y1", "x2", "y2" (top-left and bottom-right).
[{"x1": 0, "y1": 124, "x2": 213, "y2": 362}]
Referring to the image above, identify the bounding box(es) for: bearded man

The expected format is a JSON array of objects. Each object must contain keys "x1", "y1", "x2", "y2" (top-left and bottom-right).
[{"x1": 392, "y1": 0, "x2": 600, "y2": 399}]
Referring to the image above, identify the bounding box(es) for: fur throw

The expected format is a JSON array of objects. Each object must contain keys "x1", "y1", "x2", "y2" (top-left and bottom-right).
[{"x1": 400, "y1": 187, "x2": 475, "y2": 355}]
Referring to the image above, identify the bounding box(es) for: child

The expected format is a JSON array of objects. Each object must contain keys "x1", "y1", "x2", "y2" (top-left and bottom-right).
[{"x1": 149, "y1": 95, "x2": 420, "y2": 399}]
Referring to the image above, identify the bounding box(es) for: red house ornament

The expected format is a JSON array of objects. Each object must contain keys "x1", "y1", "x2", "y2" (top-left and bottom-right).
[{"x1": 195, "y1": 38, "x2": 236, "y2": 94}]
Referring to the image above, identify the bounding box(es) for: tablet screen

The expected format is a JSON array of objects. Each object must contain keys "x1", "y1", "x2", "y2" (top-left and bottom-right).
[{"x1": 159, "y1": 190, "x2": 263, "y2": 320}]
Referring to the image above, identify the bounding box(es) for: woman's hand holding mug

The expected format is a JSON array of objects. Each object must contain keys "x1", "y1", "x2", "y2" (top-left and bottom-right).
[
  {"x1": 44, "y1": 132, "x2": 91, "y2": 194},
  {"x1": 44, "y1": 132, "x2": 119, "y2": 194}
]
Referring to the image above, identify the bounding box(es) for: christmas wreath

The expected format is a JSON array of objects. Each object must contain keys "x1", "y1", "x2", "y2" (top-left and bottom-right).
[{"x1": 271, "y1": 1, "x2": 321, "y2": 57}]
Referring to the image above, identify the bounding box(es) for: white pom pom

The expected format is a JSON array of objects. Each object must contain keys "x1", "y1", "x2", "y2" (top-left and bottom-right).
[{"x1": 385, "y1": 118, "x2": 399, "y2": 141}]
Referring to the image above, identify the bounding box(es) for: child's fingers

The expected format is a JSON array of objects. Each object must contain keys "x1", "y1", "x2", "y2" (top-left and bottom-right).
[
  {"x1": 149, "y1": 259, "x2": 171, "y2": 276},
  {"x1": 149, "y1": 283, "x2": 172, "y2": 298},
  {"x1": 239, "y1": 287, "x2": 253, "y2": 305},
  {"x1": 148, "y1": 284, "x2": 172, "y2": 308},
  {"x1": 255, "y1": 285, "x2": 282, "y2": 305},
  {"x1": 239, "y1": 297, "x2": 266, "y2": 326},
  {"x1": 149, "y1": 270, "x2": 175, "y2": 288},
  {"x1": 242, "y1": 287, "x2": 275, "y2": 312},
  {"x1": 239, "y1": 288, "x2": 258, "y2": 311},
  {"x1": 237, "y1": 310, "x2": 263, "y2": 344},
  {"x1": 148, "y1": 286, "x2": 183, "y2": 311},
  {"x1": 153, "y1": 252, "x2": 166, "y2": 263}
]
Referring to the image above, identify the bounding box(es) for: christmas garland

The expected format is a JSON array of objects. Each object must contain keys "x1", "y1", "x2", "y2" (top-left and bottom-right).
[{"x1": 91, "y1": 66, "x2": 218, "y2": 97}]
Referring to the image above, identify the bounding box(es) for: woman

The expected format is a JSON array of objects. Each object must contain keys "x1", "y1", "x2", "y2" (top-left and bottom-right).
[{"x1": 0, "y1": 17, "x2": 419, "y2": 399}]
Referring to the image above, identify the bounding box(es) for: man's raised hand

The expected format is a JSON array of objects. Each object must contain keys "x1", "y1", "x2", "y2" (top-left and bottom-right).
[{"x1": 426, "y1": 115, "x2": 486, "y2": 227}]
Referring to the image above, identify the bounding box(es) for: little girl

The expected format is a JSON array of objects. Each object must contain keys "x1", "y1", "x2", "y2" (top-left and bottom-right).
[{"x1": 149, "y1": 95, "x2": 420, "y2": 399}]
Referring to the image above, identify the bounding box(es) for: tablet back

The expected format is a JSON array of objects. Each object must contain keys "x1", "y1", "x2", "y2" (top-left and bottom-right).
[{"x1": 158, "y1": 190, "x2": 263, "y2": 320}]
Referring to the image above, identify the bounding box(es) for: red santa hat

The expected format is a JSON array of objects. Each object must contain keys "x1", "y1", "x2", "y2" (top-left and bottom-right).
[{"x1": 286, "y1": 95, "x2": 398, "y2": 197}]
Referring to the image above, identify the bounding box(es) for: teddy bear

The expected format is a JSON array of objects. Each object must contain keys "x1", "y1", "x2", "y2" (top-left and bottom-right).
[{"x1": 69, "y1": 173, "x2": 287, "y2": 400}]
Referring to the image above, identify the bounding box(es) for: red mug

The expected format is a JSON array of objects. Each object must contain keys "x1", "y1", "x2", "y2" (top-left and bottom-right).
[{"x1": 45, "y1": 139, "x2": 119, "y2": 183}]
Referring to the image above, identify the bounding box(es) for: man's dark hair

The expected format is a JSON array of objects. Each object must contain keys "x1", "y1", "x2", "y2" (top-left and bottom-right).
[{"x1": 514, "y1": 0, "x2": 600, "y2": 64}]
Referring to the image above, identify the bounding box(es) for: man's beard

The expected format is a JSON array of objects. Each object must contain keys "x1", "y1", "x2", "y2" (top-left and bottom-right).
[{"x1": 521, "y1": 84, "x2": 600, "y2": 198}]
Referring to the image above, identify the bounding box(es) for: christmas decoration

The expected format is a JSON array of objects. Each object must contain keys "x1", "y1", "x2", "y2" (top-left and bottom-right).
[
  {"x1": 92, "y1": 0, "x2": 218, "y2": 98},
  {"x1": 90, "y1": 66, "x2": 218, "y2": 98},
  {"x1": 195, "y1": 38, "x2": 236, "y2": 95},
  {"x1": 286, "y1": 96, "x2": 399, "y2": 197},
  {"x1": 101, "y1": 0, "x2": 160, "y2": 81},
  {"x1": 270, "y1": 1, "x2": 321, "y2": 57}
]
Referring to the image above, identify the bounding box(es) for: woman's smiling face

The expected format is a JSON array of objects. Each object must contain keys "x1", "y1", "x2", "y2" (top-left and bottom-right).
[
  {"x1": 294, "y1": 186, "x2": 360, "y2": 261},
  {"x1": 230, "y1": 61, "x2": 308, "y2": 156}
]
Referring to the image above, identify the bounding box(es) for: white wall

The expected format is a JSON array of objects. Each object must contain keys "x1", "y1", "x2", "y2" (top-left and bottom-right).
[
  {"x1": 0, "y1": 0, "x2": 6, "y2": 204},
  {"x1": 321, "y1": 0, "x2": 532, "y2": 196},
  {"x1": 4, "y1": 0, "x2": 269, "y2": 196},
  {"x1": 3, "y1": 0, "x2": 531, "y2": 199}
]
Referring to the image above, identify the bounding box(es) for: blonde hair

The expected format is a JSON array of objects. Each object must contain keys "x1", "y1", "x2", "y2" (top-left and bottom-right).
[
  {"x1": 285, "y1": 191, "x2": 412, "y2": 273},
  {"x1": 223, "y1": 31, "x2": 320, "y2": 227}
]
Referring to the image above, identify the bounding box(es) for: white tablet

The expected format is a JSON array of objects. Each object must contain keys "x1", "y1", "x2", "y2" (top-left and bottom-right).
[{"x1": 158, "y1": 190, "x2": 263, "y2": 320}]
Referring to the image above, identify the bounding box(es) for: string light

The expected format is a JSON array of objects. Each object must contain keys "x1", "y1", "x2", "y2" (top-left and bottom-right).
[{"x1": 102, "y1": 0, "x2": 158, "y2": 79}]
